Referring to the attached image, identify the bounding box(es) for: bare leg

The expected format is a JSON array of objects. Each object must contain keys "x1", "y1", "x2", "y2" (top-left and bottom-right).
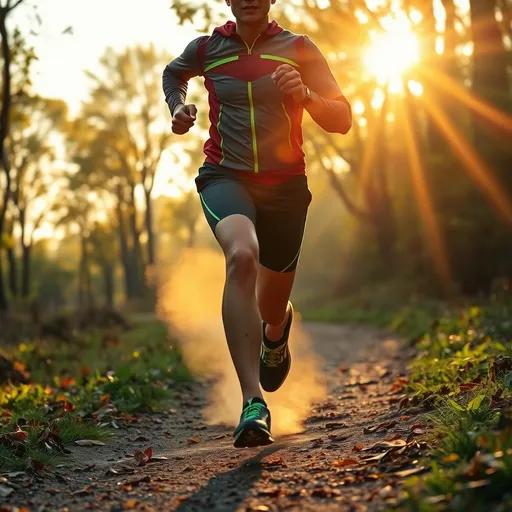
[
  {"x1": 215, "y1": 214, "x2": 263, "y2": 403},
  {"x1": 257, "y1": 265, "x2": 296, "y2": 341}
]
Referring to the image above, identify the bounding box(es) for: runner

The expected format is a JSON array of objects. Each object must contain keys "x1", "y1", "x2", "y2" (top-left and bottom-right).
[{"x1": 163, "y1": 0, "x2": 351, "y2": 448}]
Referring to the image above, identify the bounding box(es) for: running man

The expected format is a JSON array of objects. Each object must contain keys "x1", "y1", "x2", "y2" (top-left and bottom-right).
[{"x1": 163, "y1": 0, "x2": 351, "y2": 448}]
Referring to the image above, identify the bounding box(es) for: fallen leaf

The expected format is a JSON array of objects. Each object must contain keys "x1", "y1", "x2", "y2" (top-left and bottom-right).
[
  {"x1": 310, "y1": 438, "x2": 323, "y2": 448},
  {"x1": 379, "y1": 485, "x2": 394, "y2": 497},
  {"x1": 187, "y1": 437, "x2": 201, "y2": 444},
  {"x1": 442, "y1": 453, "x2": 459, "y2": 463},
  {"x1": 392, "y1": 466, "x2": 426, "y2": 478},
  {"x1": 124, "y1": 499, "x2": 139, "y2": 509},
  {"x1": 398, "y1": 397, "x2": 409, "y2": 411},
  {"x1": 411, "y1": 423, "x2": 422, "y2": 430},
  {"x1": 134, "y1": 447, "x2": 153, "y2": 466},
  {"x1": 13, "y1": 425, "x2": 28, "y2": 441},
  {"x1": 0, "y1": 483, "x2": 14, "y2": 497},
  {"x1": 363, "y1": 421, "x2": 397, "y2": 434},
  {"x1": 360, "y1": 450, "x2": 391, "y2": 463},
  {"x1": 460, "y1": 383, "x2": 478, "y2": 392},
  {"x1": 363, "y1": 439, "x2": 407, "y2": 451},
  {"x1": 5, "y1": 471, "x2": 25, "y2": 478},
  {"x1": 46, "y1": 488, "x2": 59, "y2": 495},
  {"x1": 123, "y1": 475, "x2": 151, "y2": 487},
  {"x1": 73, "y1": 485, "x2": 93, "y2": 496},
  {"x1": 332, "y1": 458, "x2": 358, "y2": 467},
  {"x1": 131, "y1": 436, "x2": 150, "y2": 442},
  {"x1": 75, "y1": 440, "x2": 105, "y2": 447},
  {"x1": 352, "y1": 444, "x2": 365, "y2": 452},
  {"x1": 325, "y1": 422, "x2": 347, "y2": 429}
]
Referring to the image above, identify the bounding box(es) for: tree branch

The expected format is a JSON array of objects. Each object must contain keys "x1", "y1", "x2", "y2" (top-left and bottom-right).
[{"x1": 309, "y1": 138, "x2": 371, "y2": 220}]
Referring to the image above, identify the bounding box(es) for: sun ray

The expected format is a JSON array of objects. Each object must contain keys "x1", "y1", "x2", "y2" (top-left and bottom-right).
[
  {"x1": 421, "y1": 94, "x2": 512, "y2": 229},
  {"x1": 401, "y1": 93, "x2": 452, "y2": 287},
  {"x1": 355, "y1": 97, "x2": 385, "y2": 202},
  {"x1": 419, "y1": 68, "x2": 512, "y2": 135}
]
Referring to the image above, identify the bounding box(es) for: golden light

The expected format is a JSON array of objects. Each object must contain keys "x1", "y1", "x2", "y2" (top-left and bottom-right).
[{"x1": 363, "y1": 17, "x2": 420, "y2": 90}]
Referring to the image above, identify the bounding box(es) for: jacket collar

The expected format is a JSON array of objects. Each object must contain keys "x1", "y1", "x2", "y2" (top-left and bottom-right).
[{"x1": 213, "y1": 20, "x2": 282, "y2": 37}]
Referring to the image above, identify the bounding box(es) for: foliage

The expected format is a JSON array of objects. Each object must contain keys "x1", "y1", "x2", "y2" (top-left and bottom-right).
[
  {"x1": 403, "y1": 300, "x2": 512, "y2": 509},
  {"x1": 0, "y1": 319, "x2": 191, "y2": 470}
]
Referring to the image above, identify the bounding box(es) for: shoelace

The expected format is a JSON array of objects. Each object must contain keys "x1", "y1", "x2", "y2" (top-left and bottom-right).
[
  {"x1": 261, "y1": 343, "x2": 287, "y2": 368},
  {"x1": 243, "y1": 402, "x2": 266, "y2": 420}
]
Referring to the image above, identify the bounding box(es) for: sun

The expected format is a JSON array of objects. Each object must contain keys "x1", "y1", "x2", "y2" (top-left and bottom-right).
[{"x1": 363, "y1": 17, "x2": 420, "y2": 91}]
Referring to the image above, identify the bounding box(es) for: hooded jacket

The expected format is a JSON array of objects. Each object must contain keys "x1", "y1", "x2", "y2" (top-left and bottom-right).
[{"x1": 163, "y1": 20, "x2": 348, "y2": 179}]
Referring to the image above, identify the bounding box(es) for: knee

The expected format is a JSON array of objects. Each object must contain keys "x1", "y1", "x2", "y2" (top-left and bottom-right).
[{"x1": 226, "y1": 245, "x2": 259, "y2": 286}]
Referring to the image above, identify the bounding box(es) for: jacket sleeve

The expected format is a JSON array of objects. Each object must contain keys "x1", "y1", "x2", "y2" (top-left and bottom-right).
[
  {"x1": 301, "y1": 36, "x2": 352, "y2": 134},
  {"x1": 162, "y1": 36, "x2": 208, "y2": 116}
]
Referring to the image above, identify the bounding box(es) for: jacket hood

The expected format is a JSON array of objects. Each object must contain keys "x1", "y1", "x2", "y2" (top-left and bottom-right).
[{"x1": 213, "y1": 20, "x2": 283, "y2": 37}]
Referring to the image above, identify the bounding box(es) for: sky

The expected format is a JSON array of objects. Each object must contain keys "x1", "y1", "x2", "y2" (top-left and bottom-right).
[{"x1": 14, "y1": 0, "x2": 206, "y2": 115}]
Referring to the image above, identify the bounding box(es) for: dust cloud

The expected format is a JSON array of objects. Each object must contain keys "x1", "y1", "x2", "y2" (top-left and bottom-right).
[{"x1": 156, "y1": 247, "x2": 326, "y2": 436}]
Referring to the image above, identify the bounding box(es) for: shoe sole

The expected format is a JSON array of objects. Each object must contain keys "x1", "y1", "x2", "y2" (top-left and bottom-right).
[{"x1": 233, "y1": 426, "x2": 274, "y2": 448}]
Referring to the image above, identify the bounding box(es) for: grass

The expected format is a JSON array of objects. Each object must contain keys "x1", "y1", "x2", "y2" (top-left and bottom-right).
[
  {"x1": 0, "y1": 317, "x2": 191, "y2": 472},
  {"x1": 303, "y1": 290, "x2": 512, "y2": 509},
  {"x1": 302, "y1": 294, "x2": 445, "y2": 342},
  {"x1": 401, "y1": 301, "x2": 512, "y2": 510}
]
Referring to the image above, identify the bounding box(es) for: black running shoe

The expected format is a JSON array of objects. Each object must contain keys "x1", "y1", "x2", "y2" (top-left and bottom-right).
[
  {"x1": 233, "y1": 397, "x2": 273, "y2": 448},
  {"x1": 259, "y1": 302, "x2": 293, "y2": 393}
]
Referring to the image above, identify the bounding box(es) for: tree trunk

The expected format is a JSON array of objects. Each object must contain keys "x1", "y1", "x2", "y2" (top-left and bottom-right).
[
  {"x1": 102, "y1": 262, "x2": 114, "y2": 308},
  {"x1": 469, "y1": 0, "x2": 509, "y2": 144},
  {"x1": 144, "y1": 189, "x2": 156, "y2": 265},
  {"x1": 115, "y1": 196, "x2": 134, "y2": 300},
  {"x1": 78, "y1": 232, "x2": 92, "y2": 312},
  {"x1": 0, "y1": 10, "x2": 12, "y2": 312},
  {"x1": 0, "y1": 252, "x2": 7, "y2": 311},
  {"x1": 21, "y1": 243, "x2": 30, "y2": 298},
  {"x1": 7, "y1": 246, "x2": 17, "y2": 297},
  {"x1": 128, "y1": 184, "x2": 145, "y2": 297}
]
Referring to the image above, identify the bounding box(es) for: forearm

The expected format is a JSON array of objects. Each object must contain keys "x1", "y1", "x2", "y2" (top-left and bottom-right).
[
  {"x1": 162, "y1": 65, "x2": 188, "y2": 116},
  {"x1": 305, "y1": 91, "x2": 352, "y2": 134}
]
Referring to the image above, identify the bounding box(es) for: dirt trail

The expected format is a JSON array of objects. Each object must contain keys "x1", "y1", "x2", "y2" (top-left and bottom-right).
[{"x1": 10, "y1": 322, "x2": 424, "y2": 512}]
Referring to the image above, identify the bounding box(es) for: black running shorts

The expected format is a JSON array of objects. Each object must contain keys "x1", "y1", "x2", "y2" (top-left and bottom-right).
[{"x1": 195, "y1": 163, "x2": 312, "y2": 273}]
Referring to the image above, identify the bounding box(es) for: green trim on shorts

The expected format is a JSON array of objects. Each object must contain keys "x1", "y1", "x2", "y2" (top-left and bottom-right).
[{"x1": 199, "y1": 192, "x2": 221, "y2": 221}]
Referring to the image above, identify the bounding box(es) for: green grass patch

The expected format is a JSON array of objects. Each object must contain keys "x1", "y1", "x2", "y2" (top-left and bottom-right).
[
  {"x1": 0, "y1": 317, "x2": 191, "y2": 472},
  {"x1": 403, "y1": 301, "x2": 512, "y2": 509},
  {"x1": 302, "y1": 295, "x2": 444, "y2": 342}
]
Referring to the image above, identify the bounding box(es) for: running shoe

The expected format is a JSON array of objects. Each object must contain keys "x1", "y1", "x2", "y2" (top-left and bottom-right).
[
  {"x1": 259, "y1": 302, "x2": 293, "y2": 392},
  {"x1": 233, "y1": 397, "x2": 273, "y2": 448}
]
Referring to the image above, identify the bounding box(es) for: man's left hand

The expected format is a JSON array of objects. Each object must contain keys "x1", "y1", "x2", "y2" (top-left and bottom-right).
[{"x1": 272, "y1": 64, "x2": 306, "y2": 103}]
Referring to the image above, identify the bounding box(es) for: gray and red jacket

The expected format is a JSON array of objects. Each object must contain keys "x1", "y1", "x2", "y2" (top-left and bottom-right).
[{"x1": 163, "y1": 20, "x2": 348, "y2": 181}]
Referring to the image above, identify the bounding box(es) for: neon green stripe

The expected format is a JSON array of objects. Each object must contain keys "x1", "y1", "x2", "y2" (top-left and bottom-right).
[
  {"x1": 260, "y1": 54, "x2": 300, "y2": 68},
  {"x1": 199, "y1": 193, "x2": 220, "y2": 221},
  {"x1": 204, "y1": 56, "x2": 239, "y2": 73},
  {"x1": 217, "y1": 104, "x2": 225, "y2": 165},
  {"x1": 248, "y1": 82, "x2": 258, "y2": 173},
  {"x1": 281, "y1": 103, "x2": 293, "y2": 151}
]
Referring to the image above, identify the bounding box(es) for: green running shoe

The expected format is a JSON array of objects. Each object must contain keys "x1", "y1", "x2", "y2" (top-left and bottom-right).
[
  {"x1": 260, "y1": 302, "x2": 293, "y2": 392},
  {"x1": 233, "y1": 397, "x2": 273, "y2": 448}
]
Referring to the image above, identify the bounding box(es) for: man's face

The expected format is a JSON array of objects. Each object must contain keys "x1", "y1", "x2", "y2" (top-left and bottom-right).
[{"x1": 227, "y1": 0, "x2": 273, "y2": 25}]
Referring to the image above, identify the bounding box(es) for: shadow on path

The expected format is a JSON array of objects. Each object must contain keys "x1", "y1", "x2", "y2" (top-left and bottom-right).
[{"x1": 176, "y1": 444, "x2": 284, "y2": 512}]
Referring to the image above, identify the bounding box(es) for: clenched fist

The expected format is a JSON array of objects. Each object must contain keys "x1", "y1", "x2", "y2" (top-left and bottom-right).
[
  {"x1": 172, "y1": 104, "x2": 197, "y2": 134},
  {"x1": 271, "y1": 64, "x2": 307, "y2": 103}
]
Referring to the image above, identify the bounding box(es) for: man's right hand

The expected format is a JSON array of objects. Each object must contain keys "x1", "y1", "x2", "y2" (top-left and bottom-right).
[{"x1": 172, "y1": 104, "x2": 197, "y2": 134}]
